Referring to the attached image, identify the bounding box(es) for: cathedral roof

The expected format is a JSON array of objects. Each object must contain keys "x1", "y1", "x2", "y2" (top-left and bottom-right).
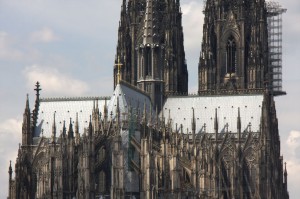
[
  {"x1": 109, "y1": 82, "x2": 153, "y2": 118},
  {"x1": 162, "y1": 94, "x2": 264, "y2": 134},
  {"x1": 34, "y1": 97, "x2": 108, "y2": 138},
  {"x1": 34, "y1": 82, "x2": 153, "y2": 139}
]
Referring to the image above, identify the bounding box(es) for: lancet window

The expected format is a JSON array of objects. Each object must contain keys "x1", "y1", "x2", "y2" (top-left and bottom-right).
[{"x1": 226, "y1": 35, "x2": 237, "y2": 74}]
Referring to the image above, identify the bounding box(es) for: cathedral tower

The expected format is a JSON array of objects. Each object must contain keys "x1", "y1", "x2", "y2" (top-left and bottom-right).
[
  {"x1": 114, "y1": 0, "x2": 188, "y2": 110},
  {"x1": 8, "y1": 0, "x2": 289, "y2": 198},
  {"x1": 198, "y1": 0, "x2": 270, "y2": 93}
]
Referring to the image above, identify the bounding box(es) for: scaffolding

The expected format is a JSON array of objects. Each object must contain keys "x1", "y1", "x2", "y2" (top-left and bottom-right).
[{"x1": 266, "y1": 1, "x2": 287, "y2": 95}]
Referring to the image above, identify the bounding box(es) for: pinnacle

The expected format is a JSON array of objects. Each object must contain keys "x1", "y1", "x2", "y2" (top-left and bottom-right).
[{"x1": 25, "y1": 94, "x2": 30, "y2": 112}]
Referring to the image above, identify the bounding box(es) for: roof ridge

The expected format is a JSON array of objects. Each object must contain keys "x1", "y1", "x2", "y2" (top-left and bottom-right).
[{"x1": 40, "y1": 96, "x2": 111, "y2": 102}]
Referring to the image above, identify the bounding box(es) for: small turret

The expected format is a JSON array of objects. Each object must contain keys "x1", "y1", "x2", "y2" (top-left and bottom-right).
[
  {"x1": 116, "y1": 97, "x2": 120, "y2": 125},
  {"x1": 284, "y1": 162, "x2": 288, "y2": 186},
  {"x1": 68, "y1": 118, "x2": 74, "y2": 139},
  {"x1": 22, "y1": 94, "x2": 32, "y2": 146},
  {"x1": 51, "y1": 112, "x2": 56, "y2": 144},
  {"x1": 104, "y1": 98, "x2": 108, "y2": 122},
  {"x1": 214, "y1": 108, "x2": 219, "y2": 137},
  {"x1": 75, "y1": 113, "x2": 80, "y2": 144},
  {"x1": 8, "y1": 160, "x2": 12, "y2": 181},
  {"x1": 237, "y1": 107, "x2": 241, "y2": 142},
  {"x1": 62, "y1": 120, "x2": 66, "y2": 139},
  {"x1": 191, "y1": 108, "x2": 196, "y2": 145},
  {"x1": 88, "y1": 116, "x2": 93, "y2": 138},
  {"x1": 32, "y1": 82, "x2": 41, "y2": 133}
]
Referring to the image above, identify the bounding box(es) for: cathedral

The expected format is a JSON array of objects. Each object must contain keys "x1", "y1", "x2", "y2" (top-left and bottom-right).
[{"x1": 7, "y1": 0, "x2": 289, "y2": 198}]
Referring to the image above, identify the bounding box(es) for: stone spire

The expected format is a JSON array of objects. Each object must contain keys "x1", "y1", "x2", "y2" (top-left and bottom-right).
[
  {"x1": 62, "y1": 120, "x2": 66, "y2": 139},
  {"x1": 191, "y1": 108, "x2": 196, "y2": 144},
  {"x1": 214, "y1": 108, "x2": 218, "y2": 136},
  {"x1": 75, "y1": 112, "x2": 80, "y2": 144},
  {"x1": 68, "y1": 118, "x2": 74, "y2": 139},
  {"x1": 32, "y1": 82, "x2": 41, "y2": 132},
  {"x1": 143, "y1": 0, "x2": 158, "y2": 45},
  {"x1": 88, "y1": 115, "x2": 93, "y2": 138},
  {"x1": 104, "y1": 98, "x2": 108, "y2": 122},
  {"x1": 237, "y1": 107, "x2": 241, "y2": 141},
  {"x1": 8, "y1": 160, "x2": 12, "y2": 181},
  {"x1": 116, "y1": 97, "x2": 120, "y2": 125},
  {"x1": 22, "y1": 94, "x2": 31, "y2": 146},
  {"x1": 284, "y1": 162, "x2": 288, "y2": 186},
  {"x1": 51, "y1": 112, "x2": 56, "y2": 143}
]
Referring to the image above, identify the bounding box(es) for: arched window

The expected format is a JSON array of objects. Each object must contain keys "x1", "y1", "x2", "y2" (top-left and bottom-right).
[
  {"x1": 145, "y1": 47, "x2": 152, "y2": 76},
  {"x1": 226, "y1": 35, "x2": 237, "y2": 74}
]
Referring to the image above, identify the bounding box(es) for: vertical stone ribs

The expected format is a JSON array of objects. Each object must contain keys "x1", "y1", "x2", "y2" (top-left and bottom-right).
[{"x1": 114, "y1": 0, "x2": 188, "y2": 109}]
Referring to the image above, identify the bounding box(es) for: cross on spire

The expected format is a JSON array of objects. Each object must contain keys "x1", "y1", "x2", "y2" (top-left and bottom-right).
[
  {"x1": 34, "y1": 81, "x2": 42, "y2": 98},
  {"x1": 115, "y1": 56, "x2": 123, "y2": 84}
]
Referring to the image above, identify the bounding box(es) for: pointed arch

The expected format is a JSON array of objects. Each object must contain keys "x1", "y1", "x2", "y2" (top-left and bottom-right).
[
  {"x1": 220, "y1": 29, "x2": 242, "y2": 82},
  {"x1": 226, "y1": 35, "x2": 237, "y2": 74}
]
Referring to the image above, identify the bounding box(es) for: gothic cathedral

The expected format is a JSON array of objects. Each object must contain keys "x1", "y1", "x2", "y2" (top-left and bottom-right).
[{"x1": 8, "y1": 0, "x2": 289, "y2": 199}]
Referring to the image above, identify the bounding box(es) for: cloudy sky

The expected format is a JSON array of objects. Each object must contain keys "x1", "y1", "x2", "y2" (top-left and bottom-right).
[{"x1": 0, "y1": 0, "x2": 299, "y2": 198}]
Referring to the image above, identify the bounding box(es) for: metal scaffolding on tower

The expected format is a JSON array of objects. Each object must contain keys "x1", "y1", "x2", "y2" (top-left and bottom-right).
[{"x1": 266, "y1": 1, "x2": 287, "y2": 95}]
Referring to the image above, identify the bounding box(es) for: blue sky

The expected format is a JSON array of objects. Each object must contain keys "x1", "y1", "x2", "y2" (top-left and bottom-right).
[{"x1": 0, "y1": 0, "x2": 299, "y2": 198}]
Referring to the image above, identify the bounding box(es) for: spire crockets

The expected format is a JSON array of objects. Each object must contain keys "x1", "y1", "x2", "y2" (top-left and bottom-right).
[
  {"x1": 32, "y1": 82, "x2": 41, "y2": 132},
  {"x1": 143, "y1": 0, "x2": 159, "y2": 45}
]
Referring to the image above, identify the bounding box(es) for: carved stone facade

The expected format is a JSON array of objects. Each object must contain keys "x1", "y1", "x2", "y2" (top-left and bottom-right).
[
  {"x1": 198, "y1": 0, "x2": 269, "y2": 92},
  {"x1": 8, "y1": 0, "x2": 289, "y2": 199},
  {"x1": 114, "y1": 0, "x2": 188, "y2": 110}
]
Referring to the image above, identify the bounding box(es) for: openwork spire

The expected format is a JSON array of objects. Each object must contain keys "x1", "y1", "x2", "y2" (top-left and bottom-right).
[{"x1": 143, "y1": 0, "x2": 158, "y2": 45}]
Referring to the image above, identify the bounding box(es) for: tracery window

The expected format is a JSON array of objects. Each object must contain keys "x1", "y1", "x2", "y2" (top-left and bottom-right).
[{"x1": 226, "y1": 35, "x2": 237, "y2": 74}]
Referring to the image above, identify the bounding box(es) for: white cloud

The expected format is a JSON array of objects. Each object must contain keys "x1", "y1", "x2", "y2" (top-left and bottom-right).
[
  {"x1": 0, "y1": 31, "x2": 24, "y2": 61},
  {"x1": 181, "y1": 1, "x2": 204, "y2": 92},
  {"x1": 30, "y1": 27, "x2": 59, "y2": 43},
  {"x1": 182, "y1": 1, "x2": 204, "y2": 52},
  {"x1": 283, "y1": 130, "x2": 300, "y2": 197},
  {"x1": 0, "y1": 118, "x2": 22, "y2": 198},
  {"x1": 23, "y1": 65, "x2": 90, "y2": 96},
  {"x1": 286, "y1": 131, "x2": 300, "y2": 151}
]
